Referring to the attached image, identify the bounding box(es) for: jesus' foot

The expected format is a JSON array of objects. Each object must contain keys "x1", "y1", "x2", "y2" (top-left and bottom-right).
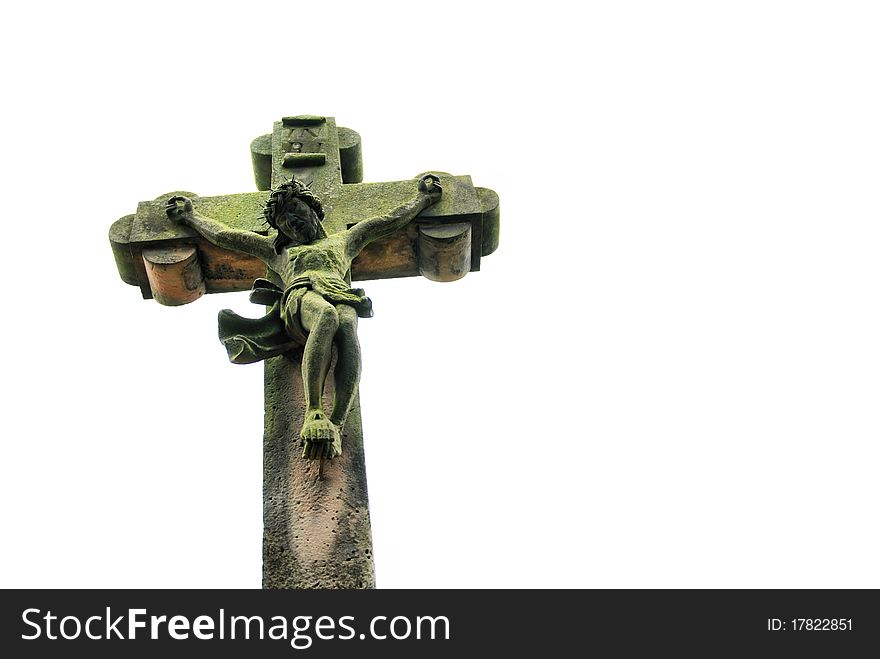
[{"x1": 300, "y1": 410, "x2": 342, "y2": 460}]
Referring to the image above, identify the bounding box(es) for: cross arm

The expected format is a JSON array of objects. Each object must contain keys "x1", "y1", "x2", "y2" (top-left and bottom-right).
[
  {"x1": 334, "y1": 174, "x2": 500, "y2": 283},
  {"x1": 110, "y1": 176, "x2": 499, "y2": 304},
  {"x1": 109, "y1": 190, "x2": 272, "y2": 305}
]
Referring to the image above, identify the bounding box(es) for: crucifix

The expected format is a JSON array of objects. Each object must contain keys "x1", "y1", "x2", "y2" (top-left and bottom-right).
[{"x1": 109, "y1": 115, "x2": 500, "y2": 588}]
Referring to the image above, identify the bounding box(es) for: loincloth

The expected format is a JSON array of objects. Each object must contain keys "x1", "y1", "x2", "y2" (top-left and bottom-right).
[{"x1": 218, "y1": 275, "x2": 373, "y2": 365}]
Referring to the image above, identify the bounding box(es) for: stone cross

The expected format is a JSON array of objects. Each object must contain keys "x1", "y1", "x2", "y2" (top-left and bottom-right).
[{"x1": 109, "y1": 115, "x2": 500, "y2": 588}]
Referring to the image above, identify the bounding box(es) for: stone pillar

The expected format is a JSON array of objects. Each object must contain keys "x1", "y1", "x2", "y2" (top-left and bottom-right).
[{"x1": 262, "y1": 352, "x2": 375, "y2": 588}]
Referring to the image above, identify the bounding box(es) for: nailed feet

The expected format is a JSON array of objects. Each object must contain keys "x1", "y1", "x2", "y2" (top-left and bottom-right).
[{"x1": 300, "y1": 409, "x2": 342, "y2": 460}]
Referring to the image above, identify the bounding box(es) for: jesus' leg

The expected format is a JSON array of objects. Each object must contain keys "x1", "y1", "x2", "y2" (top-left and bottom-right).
[
  {"x1": 299, "y1": 291, "x2": 340, "y2": 459},
  {"x1": 329, "y1": 304, "x2": 361, "y2": 443}
]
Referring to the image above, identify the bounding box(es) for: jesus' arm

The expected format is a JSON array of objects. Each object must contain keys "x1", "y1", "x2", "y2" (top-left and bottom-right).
[
  {"x1": 165, "y1": 195, "x2": 277, "y2": 265},
  {"x1": 344, "y1": 175, "x2": 442, "y2": 260}
]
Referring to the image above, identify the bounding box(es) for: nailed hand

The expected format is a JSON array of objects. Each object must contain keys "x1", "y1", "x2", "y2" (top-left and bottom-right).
[
  {"x1": 418, "y1": 174, "x2": 442, "y2": 203},
  {"x1": 165, "y1": 195, "x2": 194, "y2": 224}
]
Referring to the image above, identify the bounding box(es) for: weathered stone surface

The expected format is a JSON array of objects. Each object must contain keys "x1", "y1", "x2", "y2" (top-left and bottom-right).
[
  {"x1": 263, "y1": 352, "x2": 374, "y2": 589},
  {"x1": 142, "y1": 245, "x2": 205, "y2": 306},
  {"x1": 418, "y1": 222, "x2": 472, "y2": 282}
]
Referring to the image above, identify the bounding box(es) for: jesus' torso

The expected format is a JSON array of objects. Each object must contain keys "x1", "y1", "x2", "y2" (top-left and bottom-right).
[{"x1": 276, "y1": 233, "x2": 352, "y2": 286}]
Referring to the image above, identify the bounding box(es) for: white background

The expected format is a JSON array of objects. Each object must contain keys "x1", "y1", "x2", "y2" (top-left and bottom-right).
[{"x1": 1, "y1": 1, "x2": 878, "y2": 588}]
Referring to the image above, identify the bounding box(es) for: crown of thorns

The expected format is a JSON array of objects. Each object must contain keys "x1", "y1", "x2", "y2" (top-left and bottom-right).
[{"x1": 263, "y1": 178, "x2": 325, "y2": 229}]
